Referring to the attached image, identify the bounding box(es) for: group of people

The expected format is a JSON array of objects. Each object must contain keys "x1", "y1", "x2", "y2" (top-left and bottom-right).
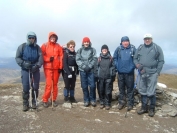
[{"x1": 15, "y1": 32, "x2": 164, "y2": 117}]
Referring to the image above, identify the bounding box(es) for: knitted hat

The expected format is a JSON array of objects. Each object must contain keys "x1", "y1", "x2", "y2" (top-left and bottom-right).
[
  {"x1": 101, "y1": 44, "x2": 109, "y2": 51},
  {"x1": 121, "y1": 36, "x2": 129, "y2": 42},
  {"x1": 82, "y1": 37, "x2": 90, "y2": 43}
]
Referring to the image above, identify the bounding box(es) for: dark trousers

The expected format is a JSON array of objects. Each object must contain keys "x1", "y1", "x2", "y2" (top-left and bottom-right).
[
  {"x1": 80, "y1": 71, "x2": 96, "y2": 103},
  {"x1": 118, "y1": 73, "x2": 134, "y2": 106},
  {"x1": 21, "y1": 69, "x2": 40, "y2": 105},
  {"x1": 141, "y1": 95, "x2": 156, "y2": 109},
  {"x1": 98, "y1": 78, "x2": 112, "y2": 106},
  {"x1": 63, "y1": 73, "x2": 76, "y2": 97}
]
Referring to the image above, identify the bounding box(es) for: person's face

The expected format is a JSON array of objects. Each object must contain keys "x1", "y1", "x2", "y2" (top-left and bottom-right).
[
  {"x1": 122, "y1": 41, "x2": 129, "y2": 48},
  {"x1": 102, "y1": 49, "x2": 108, "y2": 55},
  {"x1": 144, "y1": 38, "x2": 152, "y2": 45},
  {"x1": 50, "y1": 36, "x2": 56, "y2": 43},
  {"x1": 68, "y1": 44, "x2": 75, "y2": 52},
  {"x1": 28, "y1": 36, "x2": 35, "y2": 44},
  {"x1": 83, "y1": 42, "x2": 90, "y2": 47}
]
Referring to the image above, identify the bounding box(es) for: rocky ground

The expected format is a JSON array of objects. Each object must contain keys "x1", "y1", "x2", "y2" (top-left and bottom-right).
[{"x1": 0, "y1": 81, "x2": 177, "y2": 133}]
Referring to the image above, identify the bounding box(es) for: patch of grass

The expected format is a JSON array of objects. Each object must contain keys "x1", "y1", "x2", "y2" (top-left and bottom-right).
[{"x1": 158, "y1": 74, "x2": 177, "y2": 89}]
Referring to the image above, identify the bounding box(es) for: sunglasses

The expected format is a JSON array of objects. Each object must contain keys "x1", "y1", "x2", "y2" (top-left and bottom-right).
[
  {"x1": 69, "y1": 46, "x2": 75, "y2": 48},
  {"x1": 28, "y1": 37, "x2": 35, "y2": 39}
]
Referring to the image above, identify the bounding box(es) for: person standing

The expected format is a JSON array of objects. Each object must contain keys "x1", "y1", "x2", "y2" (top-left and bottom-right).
[
  {"x1": 76, "y1": 37, "x2": 97, "y2": 107},
  {"x1": 113, "y1": 36, "x2": 136, "y2": 111},
  {"x1": 15, "y1": 31, "x2": 43, "y2": 111},
  {"x1": 134, "y1": 34, "x2": 164, "y2": 117},
  {"x1": 41, "y1": 32, "x2": 63, "y2": 108},
  {"x1": 95, "y1": 45, "x2": 116, "y2": 110},
  {"x1": 63, "y1": 40, "x2": 79, "y2": 103}
]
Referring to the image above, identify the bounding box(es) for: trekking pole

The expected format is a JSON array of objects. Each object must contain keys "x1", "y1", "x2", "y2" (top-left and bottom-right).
[
  {"x1": 125, "y1": 108, "x2": 128, "y2": 118},
  {"x1": 51, "y1": 61, "x2": 54, "y2": 111},
  {"x1": 31, "y1": 73, "x2": 38, "y2": 112},
  {"x1": 29, "y1": 70, "x2": 33, "y2": 111}
]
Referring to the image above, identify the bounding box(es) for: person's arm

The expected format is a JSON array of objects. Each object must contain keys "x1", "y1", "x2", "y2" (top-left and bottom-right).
[
  {"x1": 76, "y1": 48, "x2": 86, "y2": 70},
  {"x1": 156, "y1": 46, "x2": 165, "y2": 75},
  {"x1": 58, "y1": 45, "x2": 63, "y2": 69},
  {"x1": 88, "y1": 48, "x2": 97, "y2": 69},
  {"x1": 113, "y1": 48, "x2": 118, "y2": 69},
  {"x1": 41, "y1": 43, "x2": 50, "y2": 62},
  {"x1": 63, "y1": 52, "x2": 71, "y2": 75},
  {"x1": 15, "y1": 44, "x2": 23, "y2": 67},
  {"x1": 35, "y1": 45, "x2": 43, "y2": 67}
]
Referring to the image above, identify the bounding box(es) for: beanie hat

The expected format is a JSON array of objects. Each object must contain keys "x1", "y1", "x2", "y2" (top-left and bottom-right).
[
  {"x1": 101, "y1": 44, "x2": 109, "y2": 51},
  {"x1": 82, "y1": 37, "x2": 90, "y2": 43},
  {"x1": 121, "y1": 36, "x2": 129, "y2": 42}
]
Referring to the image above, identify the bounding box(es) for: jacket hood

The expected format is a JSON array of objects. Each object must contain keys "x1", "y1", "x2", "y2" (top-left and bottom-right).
[
  {"x1": 26, "y1": 31, "x2": 37, "y2": 46},
  {"x1": 48, "y1": 32, "x2": 58, "y2": 43}
]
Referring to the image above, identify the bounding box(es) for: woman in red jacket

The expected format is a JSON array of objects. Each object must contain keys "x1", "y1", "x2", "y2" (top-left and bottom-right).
[{"x1": 41, "y1": 32, "x2": 63, "y2": 107}]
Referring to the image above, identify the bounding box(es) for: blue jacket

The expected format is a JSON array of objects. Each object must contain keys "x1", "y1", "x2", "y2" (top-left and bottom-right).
[{"x1": 113, "y1": 44, "x2": 136, "y2": 74}]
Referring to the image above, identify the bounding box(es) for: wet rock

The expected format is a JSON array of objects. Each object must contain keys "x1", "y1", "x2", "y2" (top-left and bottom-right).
[{"x1": 62, "y1": 103, "x2": 72, "y2": 109}]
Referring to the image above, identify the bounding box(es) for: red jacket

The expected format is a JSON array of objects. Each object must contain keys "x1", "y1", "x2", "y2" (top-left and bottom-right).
[{"x1": 41, "y1": 32, "x2": 63, "y2": 69}]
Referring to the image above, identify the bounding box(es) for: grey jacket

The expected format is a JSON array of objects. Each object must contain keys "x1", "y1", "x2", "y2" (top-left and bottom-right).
[
  {"x1": 134, "y1": 43, "x2": 164, "y2": 75},
  {"x1": 76, "y1": 44, "x2": 97, "y2": 72}
]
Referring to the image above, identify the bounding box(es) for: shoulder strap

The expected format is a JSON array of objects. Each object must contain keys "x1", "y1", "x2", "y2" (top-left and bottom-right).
[{"x1": 130, "y1": 44, "x2": 135, "y2": 57}]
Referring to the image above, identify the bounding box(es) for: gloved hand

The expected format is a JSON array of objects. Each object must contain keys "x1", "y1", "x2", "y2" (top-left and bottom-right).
[
  {"x1": 31, "y1": 65, "x2": 39, "y2": 73},
  {"x1": 84, "y1": 65, "x2": 90, "y2": 73},
  {"x1": 140, "y1": 69, "x2": 146, "y2": 75},
  {"x1": 50, "y1": 56, "x2": 54, "y2": 62},
  {"x1": 68, "y1": 74, "x2": 72, "y2": 78},
  {"x1": 22, "y1": 61, "x2": 32, "y2": 69},
  {"x1": 58, "y1": 69, "x2": 62, "y2": 73},
  {"x1": 136, "y1": 64, "x2": 143, "y2": 71}
]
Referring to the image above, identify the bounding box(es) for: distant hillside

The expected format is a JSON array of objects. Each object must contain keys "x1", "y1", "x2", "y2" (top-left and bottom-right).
[
  {"x1": 0, "y1": 57, "x2": 19, "y2": 69},
  {"x1": 158, "y1": 74, "x2": 177, "y2": 89}
]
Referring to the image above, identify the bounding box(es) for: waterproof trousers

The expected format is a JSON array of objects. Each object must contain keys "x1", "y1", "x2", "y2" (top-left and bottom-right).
[
  {"x1": 80, "y1": 71, "x2": 96, "y2": 103},
  {"x1": 98, "y1": 78, "x2": 112, "y2": 106},
  {"x1": 42, "y1": 68, "x2": 60, "y2": 102},
  {"x1": 63, "y1": 73, "x2": 76, "y2": 97},
  {"x1": 118, "y1": 73, "x2": 134, "y2": 106},
  {"x1": 21, "y1": 69, "x2": 40, "y2": 106}
]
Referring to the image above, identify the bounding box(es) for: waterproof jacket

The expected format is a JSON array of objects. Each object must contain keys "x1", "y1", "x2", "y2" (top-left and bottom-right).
[
  {"x1": 41, "y1": 32, "x2": 63, "y2": 69},
  {"x1": 134, "y1": 43, "x2": 164, "y2": 75},
  {"x1": 63, "y1": 49, "x2": 78, "y2": 75},
  {"x1": 15, "y1": 31, "x2": 43, "y2": 68},
  {"x1": 113, "y1": 44, "x2": 136, "y2": 74},
  {"x1": 94, "y1": 53, "x2": 116, "y2": 79},
  {"x1": 76, "y1": 44, "x2": 97, "y2": 72}
]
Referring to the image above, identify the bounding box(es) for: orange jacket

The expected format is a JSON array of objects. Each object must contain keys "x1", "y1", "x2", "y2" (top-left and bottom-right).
[{"x1": 41, "y1": 32, "x2": 63, "y2": 69}]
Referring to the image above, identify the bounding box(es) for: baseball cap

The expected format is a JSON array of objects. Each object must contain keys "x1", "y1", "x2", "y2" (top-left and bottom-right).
[{"x1": 144, "y1": 34, "x2": 152, "y2": 39}]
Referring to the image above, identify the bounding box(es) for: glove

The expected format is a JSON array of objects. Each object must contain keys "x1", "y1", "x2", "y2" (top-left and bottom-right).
[
  {"x1": 22, "y1": 61, "x2": 32, "y2": 69},
  {"x1": 50, "y1": 57, "x2": 54, "y2": 62},
  {"x1": 58, "y1": 69, "x2": 62, "y2": 73},
  {"x1": 84, "y1": 65, "x2": 91, "y2": 73},
  {"x1": 31, "y1": 65, "x2": 39, "y2": 73},
  {"x1": 136, "y1": 64, "x2": 143, "y2": 71},
  {"x1": 140, "y1": 69, "x2": 146, "y2": 75},
  {"x1": 68, "y1": 74, "x2": 72, "y2": 78}
]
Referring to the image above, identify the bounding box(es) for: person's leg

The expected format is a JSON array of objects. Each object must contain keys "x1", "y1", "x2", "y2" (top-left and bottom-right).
[
  {"x1": 80, "y1": 71, "x2": 89, "y2": 106},
  {"x1": 98, "y1": 78, "x2": 105, "y2": 108},
  {"x1": 118, "y1": 73, "x2": 126, "y2": 110},
  {"x1": 63, "y1": 72, "x2": 70, "y2": 102},
  {"x1": 105, "y1": 78, "x2": 112, "y2": 110},
  {"x1": 21, "y1": 70, "x2": 30, "y2": 111},
  {"x1": 137, "y1": 95, "x2": 148, "y2": 115},
  {"x1": 88, "y1": 72, "x2": 96, "y2": 107},
  {"x1": 70, "y1": 74, "x2": 77, "y2": 103},
  {"x1": 125, "y1": 73, "x2": 134, "y2": 110},
  {"x1": 52, "y1": 69, "x2": 59, "y2": 107}
]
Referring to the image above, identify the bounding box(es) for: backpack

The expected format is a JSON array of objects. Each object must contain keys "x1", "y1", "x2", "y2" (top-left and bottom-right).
[
  {"x1": 137, "y1": 43, "x2": 160, "y2": 61},
  {"x1": 117, "y1": 44, "x2": 135, "y2": 58}
]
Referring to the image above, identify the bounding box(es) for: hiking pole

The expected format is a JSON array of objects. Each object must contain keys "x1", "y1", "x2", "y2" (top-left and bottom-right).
[
  {"x1": 51, "y1": 61, "x2": 54, "y2": 111},
  {"x1": 31, "y1": 73, "x2": 38, "y2": 112},
  {"x1": 125, "y1": 108, "x2": 128, "y2": 118}
]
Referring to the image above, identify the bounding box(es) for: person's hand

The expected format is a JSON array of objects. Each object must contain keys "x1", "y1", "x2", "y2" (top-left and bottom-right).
[
  {"x1": 84, "y1": 65, "x2": 90, "y2": 73},
  {"x1": 136, "y1": 64, "x2": 143, "y2": 71},
  {"x1": 22, "y1": 61, "x2": 32, "y2": 69},
  {"x1": 31, "y1": 65, "x2": 39, "y2": 73},
  {"x1": 50, "y1": 57, "x2": 54, "y2": 62},
  {"x1": 68, "y1": 74, "x2": 72, "y2": 78}
]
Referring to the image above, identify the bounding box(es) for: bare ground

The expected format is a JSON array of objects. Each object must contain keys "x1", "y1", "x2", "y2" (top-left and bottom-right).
[{"x1": 0, "y1": 81, "x2": 177, "y2": 133}]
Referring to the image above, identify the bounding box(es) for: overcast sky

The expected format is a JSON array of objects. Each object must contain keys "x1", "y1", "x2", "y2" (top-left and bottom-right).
[{"x1": 0, "y1": 0, "x2": 177, "y2": 65}]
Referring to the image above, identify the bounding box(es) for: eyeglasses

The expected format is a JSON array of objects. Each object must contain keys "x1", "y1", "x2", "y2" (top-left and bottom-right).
[
  {"x1": 144, "y1": 38, "x2": 151, "y2": 40},
  {"x1": 69, "y1": 46, "x2": 75, "y2": 48},
  {"x1": 28, "y1": 37, "x2": 35, "y2": 39}
]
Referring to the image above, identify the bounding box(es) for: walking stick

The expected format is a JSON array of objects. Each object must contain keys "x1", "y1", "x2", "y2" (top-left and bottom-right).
[
  {"x1": 29, "y1": 70, "x2": 33, "y2": 111},
  {"x1": 31, "y1": 73, "x2": 38, "y2": 112},
  {"x1": 51, "y1": 61, "x2": 54, "y2": 111}
]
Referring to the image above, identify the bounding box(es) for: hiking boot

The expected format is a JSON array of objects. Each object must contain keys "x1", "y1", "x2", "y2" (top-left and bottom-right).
[
  {"x1": 70, "y1": 97, "x2": 77, "y2": 103},
  {"x1": 148, "y1": 109, "x2": 155, "y2": 117},
  {"x1": 52, "y1": 101, "x2": 58, "y2": 107},
  {"x1": 84, "y1": 102, "x2": 89, "y2": 107},
  {"x1": 43, "y1": 102, "x2": 49, "y2": 108},
  {"x1": 32, "y1": 103, "x2": 37, "y2": 109},
  {"x1": 64, "y1": 97, "x2": 69, "y2": 103},
  {"x1": 23, "y1": 105, "x2": 29, "y2": 112},
  {"x1": 100, "y1": 104, "x2": 105, "y2": 109},
  {"x1": 118, "y1": 104, "x2": 125, "y2": 110},
  {"x1": 137, "y1": 107, "x2": 148, "y2": 115},
  {"x1": 127, "y1": 106, "x2": 133, "y2": 111},
  {"x1": 91, "y1": 101, "x2": 96, "y2": 107},
  {"x1": 105, "y1": 106, "x2": 111, "y2": 110}
]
